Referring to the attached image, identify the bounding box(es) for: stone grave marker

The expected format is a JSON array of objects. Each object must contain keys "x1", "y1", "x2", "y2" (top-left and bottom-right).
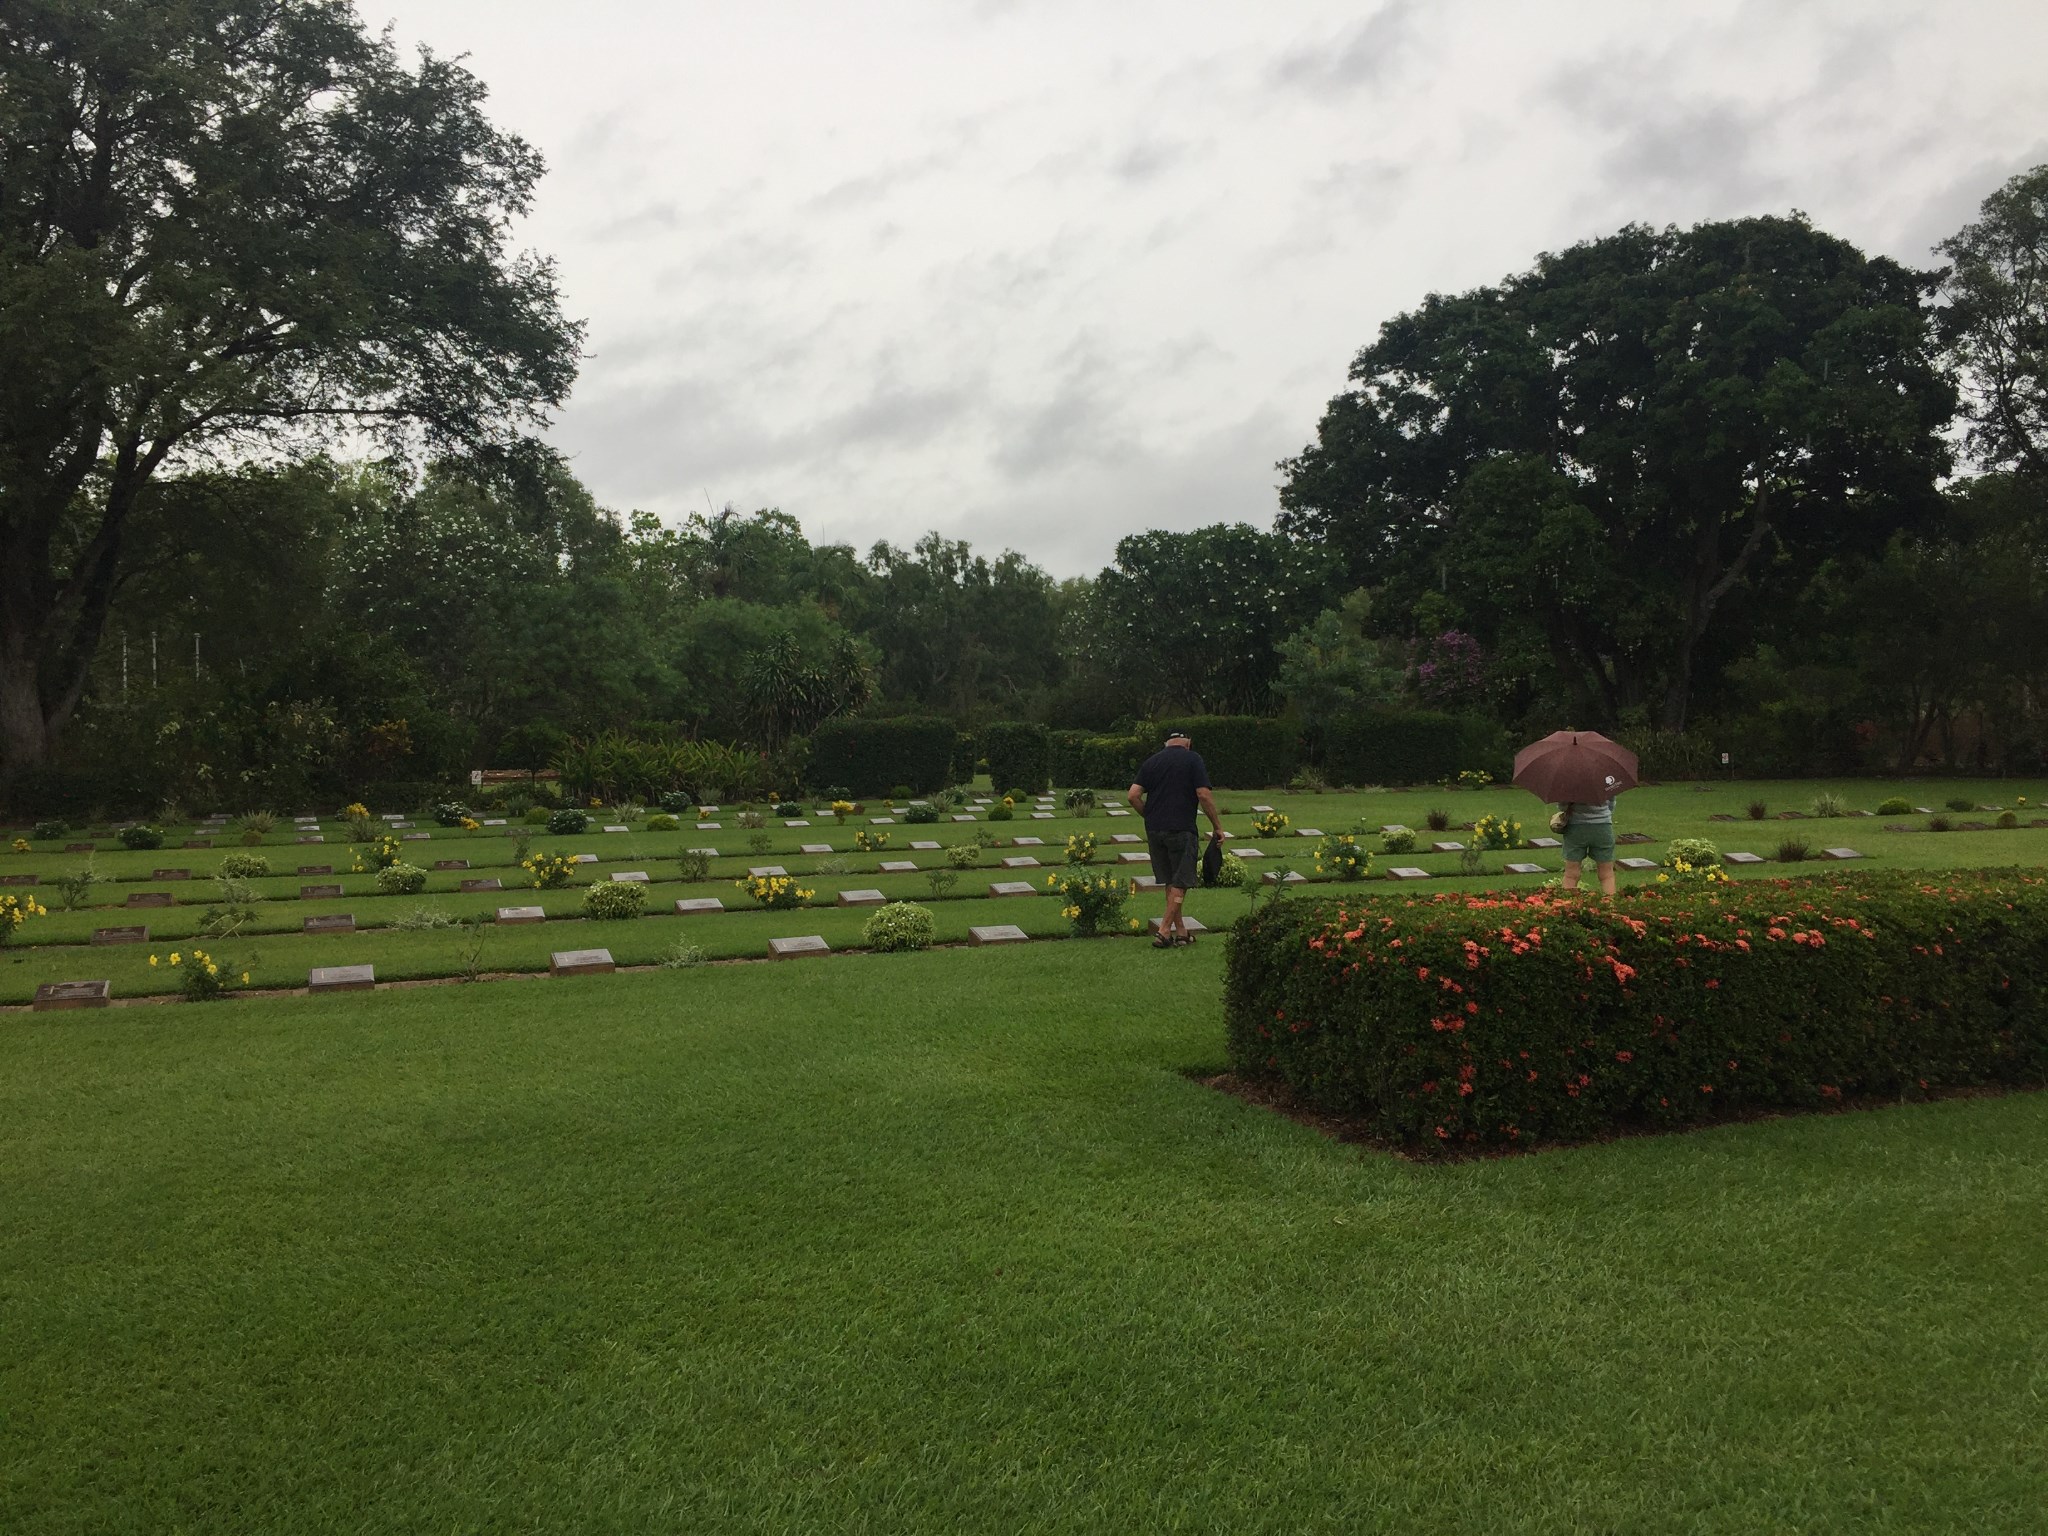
[
  {"x1": 1030, "y1": 812, "x2": 1055, "y2": 820},
  {"x1": 611, "y1": 871, "x2": 650, "y2": 883},
  {"x1": 1106, "y1": 808, "x2": 1130, "y2": 817},
  {"x1": 0, "y1": 873, "x2": 38, "y2": 885},
  {"x1": 1504, "y1": 862, "x2": 1547, "y2": 875},
  {"x1": 304, "y1": 914, "x2": 355, "y2": 934},
  {"x1": 92, "y1": 925, "x2": 148, "y2": 945},
  {"x1": 1913, "y1": 807, "x2": 1932, "y2": 814},
  {"x1": 64, "y1": 842, "x2": 95, "y2": 852},
  {"x1": 1776, "y1": 811, "x2": 1808, "y2": 820},
  {"x1": 989, "y1": 881, "x2": 1036, "y2": 897},
  {"x1": 459, "y1": 878, "x2": 502, "y2": 893},
  {"x1": 403, "y1": 833, "x2": 431, "y2": 841},
  {"x1": 570, "y1": 853, "x2": 597, "y2": 864},
  {"x1": 308, "y1": 965, "x2": 375, "y2": 993},
  {"x1": 1296, "y1": 828, "x2": 1323, "y2": 838},
  {"x1": 1616, "y1": 857, "x2": 1659, "y2": 871},
  {"x1": 1430, "y1": 841, "x2": 1465, "y2": 853},
  {"x1": 969, "y1": 924, "x2": 1030, "y2": 945},
  {"x1": 1149, "y1": 916, "x2": 1208, "y2": 935},
  {"x1": 482, "y1": 818, "x2": 507, "y2": 826},
  {"x1": 688, "y1": 846, "x2": 719, "y2": 857},
  {"x1": 497, "y1": 906, "x2": 546, "y2": 924},
  {"x1": 1722, "y1": 851, "x2": 1764, "y2": 865},
  {"x1": 1388, "y1": 868, "x2": 1430, "y2": 881},
  {"x1": 1232, "y1": 847, "x2": 1265, "y2": 858},
  {"x1": 33, "y1": 979, "x2": 111, "y2": 1011},
  {"x1": 434, "y1": 859, "x2": 469, "y2": 870},
  {"x1": 550, "y1": 948, "x2": 615, "y2": 976},
  {"x1": 1528, "y1": 837, "x2": 1562, "y2": 849},
  {"x1": 800, "y1": 843, "x2": 834, "y2": 855},
  {"x1": 1617, "y1": 832, "x2": 1655, "y2": 845},
  {"x1": 603, "y1": 824, "x2": 629, "y2": 833},
  {"x1": 836, "y1": 889, "x2": 886, "y2": 906},
  {"x1": 872, "y1": 816, "x2": 897, "y2": 825},
  {"x1": 181, "y1": 839, "x2": 212, "y2": 849},
  {"x1": 1132, "y1": 876, "x2": 1162, "y2": 891},
  {"x1": 878, "y1": 860, "x2": 917, "y2": 873},
  {"x1": 1958, "y1": 820, "x2": 1991, "y2": 831},
  {"x1": 974, "y1": 797, "x2": 993, "y2": 804},
  {"x1": 1262, "y1": 870, "x2": 1307, "y2": 884},
  {"x1": 1001, "y1": 856, "x2": 1041, "y2": 869},
  {"x1": 1116, "y1": 852, "x2": 1150, "y2": 864},
  {"x1": 1011, "y1": 836, "x2": 1044, "y2": 846},
  {"x1": 151, "y1": 868, "x2": 191, "y2": 881},
  {"x1": 1820, "y1": 848, "x2": 1865, "y2": 860},
  {"x1": 950, "y1": 814, "x2": 977, "y2": 822},
  {"x1": 1251, "y1": 804, "x2": 1274, "y2": 813},
  {"x1": 1110, "y1": 833, "x2": 1141, "y2": 844},
  {"x1": 699, "y1": 806, "x2": 720, "y2": 815},
  {"x1": 126, "y1": 891, "x2": 173, "y2": 908},
  {"x1": 297, "y1": 835, "x2": 325, "y2": 844},
  {"x1": 298, "y1": 864, "x2": 332, "y2": 875},
  {"x1": 382, "y1": 813, "x2": 403, "y2": 821},
  {"x1": 783, "y1": 819, "x2": 810, "y2": 828},
  {"x1": 749, "y1": 864, "x2": 788, "y2": 877},
  {"x1": 674, "y1": 898, "x2": 724, "y2": 914},
  {"x1": 697, "y1": 822, "x2": 722, "y2": 830},
  {"x1": 1708, "y1": 814, "x2": 1737, "y2": 823},
  {"x1": 910, "y1": 840, "x2": 941, "y2": 851},
  {"x1": 769, "y1": 935, "x2": 829, "y2": 960},
  {"x1": 1849, "y1": 809, "x2": 1876, "y2": 818}
]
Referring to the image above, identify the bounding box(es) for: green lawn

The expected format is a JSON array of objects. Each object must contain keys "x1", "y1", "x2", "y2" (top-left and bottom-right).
[{"x1": 3, "y1": 942, "x2": 2045, "y2": 1531}]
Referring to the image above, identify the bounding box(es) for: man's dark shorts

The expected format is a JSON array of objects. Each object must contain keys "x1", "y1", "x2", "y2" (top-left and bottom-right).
[{"x1": 1148, "y1": 829, "x2": 1199, "y2": 890}]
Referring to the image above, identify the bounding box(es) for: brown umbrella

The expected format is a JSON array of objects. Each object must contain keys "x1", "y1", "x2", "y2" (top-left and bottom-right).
[{"x1": 1512, "y1": 730, "x2": 1639, "y2": 804}]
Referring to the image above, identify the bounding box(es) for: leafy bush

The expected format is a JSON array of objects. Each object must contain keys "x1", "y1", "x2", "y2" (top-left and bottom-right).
[
  {"x1": 1381, "y1": 826, "x2": 1417, "y2": 855},
  {"x1": 523, "y1": 808, "x2": 552, "y2": 825},
  {"x1": 1775, "y1": 837, "x2": 1810, "y2": 862},
  {"x1": 1319, "y1": 709, "x2": 1502, "y2": 787},
  {"x1": 53, "y1": 864, "x2": 101, "y2": 911},
  {"x1": 1927, "y1": 814, "x2": 1954, "y2": 833},
  {"x1": 1064, "y1": 831, "x2": 1098, "y2": 864},
  {"x1": 547, "y1": 808, "x2": 590, "y2": 835},
  {"x1": 585, "y1": 881, "x2": 647, "y2": 920},
  {"x1": 1472, "y1": 813, "x2": 1522, "y2": 851},
  {"x1": 1049, "y1": 730, "x2": 1148, "y2": 790},
  {"x1": 988, "y1": 805, "x2": 1014, "y2": 821},
  {"x1": 1223, "y1": 873, "x2": 2048, "y2": 1152},
  {"x1": 946, "y1": 843, "x2": 982, "y2": 869},
  {"x1": 737, "y1": 810, "x2": 765, "y2": 830},
  {"x1": 1875, "y1": 796, "x2": 1914, "y2": 816},
  {"x1": 1746, "y1": 800, "x2": 1769, "y2": 820},
  {"x1": 659, "y1": 938, "x2": 707, "y2": 969},
  {"x1": 774, "y1": 801, "x2": 802, "y2": 818},
  {"x1": 433, "y1": 801, "x2": 469, "y2": 826},
  {"x1": 376, "y1": 861, "x2": 428, "y2": 896},
  {"x1": 924, "y1": 868, "x2": 959, "y2": 899},
  {"x1": 1946, "y1": 796, "x2": 1978, "y2": 813},
  {"x1": 32, "y1": 819, "x2": 67, "y2": 840},
  {"x1": 217, "y1": 852, "x2": 272, "y2": 879},
  {"x1": 148, "y1": 945, "x2": 249, "y2": 1003},
  {"x1": 863, "y1": 901, "x2": 936, "y2": 952},
  {"x1": 1064, "y1": 788, "x2": 1098, "y2": 812},
  {"x1": 854, "y1": 827, "x2": 890, "y2": 852},
  {"x1": 658, "y1": 789, "x2": 695, "y2": 814},
  {"x1": 806, "y1": 718, "x2": 957, "y2": 797},
  {"x1": 1252, "y1": 810, "x2": 1290, "y2": 839},
  {"x1": 904, "y1": 803, "x2": 940, "y2": 824},
  {"x1": 521, "y1": 851, "x2": 576, "y2": 889},
  {"x1": 1424, "y1": 807, "x2": 1451, "y2": 832},
  {"x1": 389, "y1": 905, "x2": 461, "y2": 930},
  {"x1": 646, "y1": 813, "x2": 681, "y2": 832},
  {"x1": 890, "y1": 785, "x2": 914, "y2": 800},
  {"x1": 1045, "y1": 867, "x2": 1134, "y2": 936},
  {"x1": 677, "y1": 849, "x2": 712, "y2": 882},
  {"x1": 1664, "y1": 837, "x2": 1720, "y2": 868},
  {"x1": 982, "y1": 722, "x2": 1052, "y2": 797},
  {"x1": 1313, "y1": 832, "x2": 1372, "y2": 881},
  {"x1": 1997, "y1": 810, "x2": 2019, "y2": 829},
  {"x1": 1289, "y1": 765, "x2": 1329, "y2": 793},
  {"x1": 1810, "y1": 792, "x2": 1847, "y2": 818},
  {"x1": 734, "y1": 873, "x2": 813, "y2": 909},
  {"x1": 747, "y1": 832, "x2": 773, "y2": 854},
  {"x1": 352, "y1": 835, "x2": 402, "y2": 871},
  {"x1": 119, "y1": 825, "x2": 165, "y2": 850}
]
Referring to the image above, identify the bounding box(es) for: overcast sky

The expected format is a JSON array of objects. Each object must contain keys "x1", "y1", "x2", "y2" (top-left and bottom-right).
[{"x1": 376, "y1": 0, "x2": 2048, "y2": 577}]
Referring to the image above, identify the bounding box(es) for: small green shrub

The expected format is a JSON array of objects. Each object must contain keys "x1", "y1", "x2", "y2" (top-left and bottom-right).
[
  {"x1": 854, "y1": 827, "x2": 890, "y2": 852},
  {"x1": 1664, "y1": 837, "x2": 1720, "y2": 868},
  {"x1": 1927, "y1": 814, "x2": 1954, "y2": 833},
  {"x1": 53, "y1": 863, "x2": 101, "y2": 911},
  {"x1": 747, "y1": 832, "x2": 773, "y2": 854},
  {"x1": 376, "y1": 861, "x2": 428, "y2": 895},
  {"x1": 523, "y1": 808, "x2": 552, "y2": 825},
  {"x1": 1875, "y1": 796, "x2": 1913, "y2": 816},
  {"x1": 547, "y1": 808, "x2": 589, "y2": 835},
  {"x1": 1380, "y1": 826, "x2": 1416, "y2": 855},
  {"x1": 1064, "y1": 787, "x2": 1098, "y2": 812},
  {"x1": 522, "y1": 851, "x2": 577, "y2": 889},
  {"x1": 890, "y1": 784, "x2": 914, "y2": 801},
  {"x1": 236, "y1": 810, "x2": 278, "y2": 837},
  {"x1": 737, "y1": 810, "x2": 765, "y2": 830},
  {"x1": 1810, "y1": 792, "x2": 1847, "y2": 818},
  {"x1": 1775, "y1": 837, "x2": 1810, "y2": 863},
  {"x1": 1997, "y1": 809, "x2": 2019, "y2": 829},
  {"x1": 119, "y1": 825, "x2": 165, "y2": 850},
  {"x1": 584, "y1": 881, "x2": 647, "y2": 920},
  {"x1": 32, "y1": 819, "x2": 67, "y2": 840},
  {"x1": 904, "y1": 804, "x2": 940, "y2": 824},
  {"x1": 863, "y1": 900, "x2": 936, "y2": 952},
  {"x1": 677, "y1": 849, "x2": 712, "y2": 882},
  {"x1": 658, "y1": 789, "x2": 695, "y2": 814},
  {"x1": 1746, "y1": 800, "x2": 1768, "y2": 820},
  {"x1": 390, "y1": 905, "x2": 461, "y2": 930},
  {"x1": 1946, "y1": 796, "x2": 1977, "y2": 813},
  {"x1": 217, "y1": 852, "x2": 272, "y2": 879},
  {"x1": 1424, "y1": 807, "x2": 1451, "y2": 832},
  {"x1": 433, "y1": 801, "x2": 469, "y2": 827},
  {"x1": 646, "y1": 813, "x2": 681, "y2": 832},
  {"x1": 774, "y1": 801, "x2": 802, "y2": 818},
  {"x1": 988, "y1": 805, "x2": 1014, "y2": 822},
  {"x1": 734, "y1": 873, "x2": 812, "y2": 909},
  {"x1": 924, "y1": 868, "x2": 958, "y2": 900},
  {"x1": 659, "y1": 938, "x2": 707, "y2": 969}
]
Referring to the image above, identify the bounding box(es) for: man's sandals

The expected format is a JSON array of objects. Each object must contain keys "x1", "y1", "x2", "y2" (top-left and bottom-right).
[{"x1": 1151, "y1": 930, "x2": 1195, "y2": 949}]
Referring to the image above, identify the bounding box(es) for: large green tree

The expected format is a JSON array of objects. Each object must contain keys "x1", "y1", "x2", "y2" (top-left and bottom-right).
[
  {"x1": 1939, "y1": 163, "x2": 2048, "y2": 479},
  {"x1": 0, "y1": 0, "x2": 581, "y2": 782},
  {"x1": 1276, "y1": 215, "x2": 1954, "y2": 729}
]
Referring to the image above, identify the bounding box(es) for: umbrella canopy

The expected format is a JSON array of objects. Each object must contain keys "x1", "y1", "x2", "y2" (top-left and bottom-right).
[{"x1": 1512, "y1": 730, "x2": 1639, "y2": 804}]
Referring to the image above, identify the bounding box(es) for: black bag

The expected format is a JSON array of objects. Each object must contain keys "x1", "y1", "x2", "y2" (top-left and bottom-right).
[{"x1": 1200, "y1": 831, "x2": 1225, "y2": 887}]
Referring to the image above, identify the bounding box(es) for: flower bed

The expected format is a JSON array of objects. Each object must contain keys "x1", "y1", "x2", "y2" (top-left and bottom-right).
[{"x1": 1223, "y1": 871, "x2": 2048, "y2": 1153}]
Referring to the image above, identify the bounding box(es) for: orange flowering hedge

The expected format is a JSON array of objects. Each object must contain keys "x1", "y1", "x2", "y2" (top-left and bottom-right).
[{"x1": 1222, "y1": 871, "x2": 2048, "y2": 1152}]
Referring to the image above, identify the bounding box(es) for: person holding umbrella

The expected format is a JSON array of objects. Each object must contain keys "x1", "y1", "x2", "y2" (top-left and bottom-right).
[{"x1": 1511, "y1": 731, "x2": 1639, "y2": 897}]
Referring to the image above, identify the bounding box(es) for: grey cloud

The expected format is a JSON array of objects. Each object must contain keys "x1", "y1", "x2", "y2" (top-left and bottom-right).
[
  {"x1": 1111, "y1": 137, "x2": 1204, "y2": 184},
  {"x1": 1271, "y1": 0, "x2": 1422, "y2": 94}
]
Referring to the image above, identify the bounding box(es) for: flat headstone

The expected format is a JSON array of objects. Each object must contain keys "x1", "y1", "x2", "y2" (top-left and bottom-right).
[
  {"x1": 151, "y1": 868, "x2": 190, "y2": 881},
  {"x1": 482, "y1": 818, "x2": 508, "y2": 826},
  {"x1": 836, "y1": 889, "x2": 886, "y2": 906},
  {"x1": 434, "y1": 859, "x2": 469, "y2": 870},
  {"x1": 1011, "y1": 836, "x2": 1044, "y2": 846},
  {"x1": 570, "y1": 853, "x2": 597, "y2": 864},
  {"x1": 1430, "y1": 841, "x2": 1466, "y2": 853},
  {"x1": 125, "y1": 891, "x2": 174, "y2": 908},
  {"x1": 748, "y1": 865, "x2": 788, "y2": 877},
  {"x1": 1708, "y1": 814, "x2": 1737, "y2": 823},
  {"x1": 298, "y1": 864, "x2": 332, "y2": 875},
  {"x1": 459, "y1": 878, "x2": 502, "y2": 893},
  {"x1": 1262, "y1": 870, "x2": 1307, "y2": 884},
  {"x1": 974, "y1": 797, "x2": 992, "y2": 804},
  {"x1": 297, "y1": 835, "x2": 325, "y2": 844},
  {"x1": 1232, "y1": 847, "x2": 1265, "y2": 858},
  {"x1": 783, "y1": 819, "x2": 810, "y2": 828},
  {"x1": 871, "y1": 817, "x2": 897, "y2": 825},
  {"x1": 610, "y1": 871, "x2": 650, "y2": 883},
  {"x1": 909, "y1": 840, "x2": 941, "y2": 851},
  {"x1": 1504, "y1": 862, "x2": 1547, "y2": 875},
  {"x1": 0, "y1": 874, "x2": 39, "y2": 885},
  {"x1": 1252, "y1": 805, "x2": 1274, "y2": 813},
  {"x1": 1617, "y1": 857, "x2": 1659, "y2": 871},
  {"x1": 1001, "y1": 856, "x2": 1041, "y2": 868},
  {"x1": 800, "y1": 843, "x2": 834, "y2": 855},
  {"x1": 64, "y1": 842, "x2": 94, "y2": 852},
  {"x1": 1116, "y1": 851, "x2": 1150, "y2": 864},
  {"x1": 1617, "y1": 832, "x2": 1655, "y2": 845},
  {"x1": 699, "y1": 806, "x2": 720, "y2": 814},
  {"x1": 1132, "y1": 875, "x2": 1162, "y2": 891},
  {"x1": 550, "y1": 948, "x2": 615, "y2": 975},
  {"x1": 402, "y1": 832, "x2": 431, "y2": 841},
  {"x1": 950, "y1": 814, "x2": 977, "y2": 822},
  {"x1": 1776, "y1": 811, "x2": 1808, "y2": 820},
  {"x1": 1105, "y1": 808, "x2": 1131, "y2": 817},
  {"x1": 878, "y1": 860, "x2": 917, "y2": 873},
  {"x1": 674, "y1": 898, "x2": 724, "y2": 914},
  {"x1": 1388, "y1": 868, "x2": 1430, "y2": 881},
  {"x1": 382, "y1": 814, "x2": 403, "y2": 821},
  {"x1": 91, "y1": 926, "x2": 148, "y2": 945},
  {"x1": 1820, "y1": 847, "x2": 1864, "y2": 860},
  {"x1": 1722, "y1": 851, "x2": 1765, "y2": 865},
  {"x1": 603, "y1": 824, "x2": 630, "y2": 833},
  {"x1": 1149, "y1": 916, "x2": 1209, "y2": 934},
  {"x1": 308, "y1": 964, "x2": 375, "y2": 993},
  {"x1": 1881, "y1": 824, "x2": 1918, "y2": 833},
  {"x1": 989, "y1": 881, "x2": 1037, "y2": 897},
  {"x1": 497, "y1": 906, "x2": 546, "y2": 924},
  {"x1": 697, "y1": 822, "x2": 722, "y2": 830},
  {"x1": 180, "y1": 839, "x2": 211, "y2": 849},
  {"x1": 304, "y1": 913, "x2": 355, "y2": 934},
  {"x1": 1528, "y1": 837, "x2": 1561, "y2": 849},
  {"x1": 768, "y1": 935, "x2": 829, "y2": 960},
  {"x1": 1110, "y1": 833, "x2": 1141, "y2": 844},
  {"x1": 1849, "y1": 809, "x2": 1876, "y2": 818},
  {"x1": 33, "y1": 979, "x2": 111, "y2": 1011},
  {"x1": 1296, "y1": 828, "x2": 1323, "y2": 838},
  {"x1": 688, "y1": 847, "x2": 718, "y2": 857},
  {"x1": 1031, "y1": 812, "x2": 1055, "y2": 820},
  {"x1": 1958, "y1": 820, "x2": 1991, "y2": 831},
  {"x1": 969, "y1": 924, "x2": 1030, "y2": 945}
]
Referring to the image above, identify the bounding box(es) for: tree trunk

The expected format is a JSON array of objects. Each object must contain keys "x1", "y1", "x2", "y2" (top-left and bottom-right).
[{"x1": 0, "y1": 646, "x2": 52, "y2": 784}]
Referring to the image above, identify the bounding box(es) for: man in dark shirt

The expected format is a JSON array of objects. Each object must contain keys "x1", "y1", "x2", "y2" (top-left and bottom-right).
[{"x1": 1128, "y1": 729, "x2": 1224, "y2": 948}]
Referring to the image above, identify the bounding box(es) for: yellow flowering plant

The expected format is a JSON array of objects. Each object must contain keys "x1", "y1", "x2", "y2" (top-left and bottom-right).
[
  {"x1": 1472, "y1": 812, "x2": 1524, "y2": 850},
  {"x1": 0, "y1": 892, "x2": 48, "y2": 943},
  {"x1": 735, "y1": 873, "x2": 813, "y2": 909},
  {"x1": 1044, "y1": 868, "x2": 1131, "y2": 936},
  {"x1": 1064, "y1": 831, "x2": 1098, "y2": 864},
  {"x1": 853, "y1": 827, "x2": 890, "y2": 852},
  {"x1": 521, "y1": 851, "x2": 577, "y2": 889},
  {"x1": 9, "y1": 837, "x2": 29, "y2": 854},
  {"x1": 831, "y1": 800, "x2": 856, "y2": 823},
  {"x1": 349, "y1": 834, "x2": 402, "y2": 872},
  {"x1": 342, "y1": 802, "x2": 369, "y2": 818},
  {"x1": 1312, "y1": 832, "x2": 1372, "y2": 881},
  {"x1": 1251, "y1": 810, "x2": 1290, "y2": 839},
  {"x1": 148, "y1": 945, "x2": 251, "y2": 1001}
]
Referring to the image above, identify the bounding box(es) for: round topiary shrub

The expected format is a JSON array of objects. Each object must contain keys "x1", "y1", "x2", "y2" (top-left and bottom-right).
[
  {"x1": 863, "y1": 900, "x2": 935, "y2": 952},
  {"x1": 547, "y1": 808, "x2": 589, "y2": 835},
  {"x1": 376, "y1": 861, "x2": 428, "y2": 896},
  {"x1": 1380, "y1": 826, "x2": 1416, "y2": 855},
  {"x1": 217, "y1": 852, "x2": 272, "y2": 879},
  {"x1": 1875, "y1": 796, "x2": 1913, "y2": 816},
  {"x1": 645, "y1": 813, "x2": 681, "y2": 832},
  {"x1": 119, "y1": 825, "x2": 165, "y2": 851},
  {"x1": 433, "y1": 801, "x2": 469, "y2": 827},
  {"x1": 584, "y1": 881, "x2": 647, "y2": 920},
  {"x1": 1665, "y1": 837, "x2": 1720, "y2": 868},
  {"x1": 774, "y1": 801, "x2": 802, "y2": 818},
  {"x1": 904, "y1": 803, "x2": 940, "y2": 824}
]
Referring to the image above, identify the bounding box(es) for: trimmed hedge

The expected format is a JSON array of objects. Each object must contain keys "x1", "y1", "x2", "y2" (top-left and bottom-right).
[
  {"x1": 1223, "y1": 871, "x2": 2048, "y2": 1152},
  {"x1": 950, "y1": 730, "x2": 980, "y2": 786},
  {"x1": 1153, "y1": 716, "x2": 1300, "y2": 788},
  {"x1": 1051, "y1": 729, "x2": 1148, "y2": 790},
  {"x1": 1318, "y1": 709, "x2": 1504, "y2": 786},
  {"x1": 982, "y1": 721, "x2": 1050, "y2": 795},
  {"x1": 807, "y1": 717, "x2": 956, "y2": 797}
]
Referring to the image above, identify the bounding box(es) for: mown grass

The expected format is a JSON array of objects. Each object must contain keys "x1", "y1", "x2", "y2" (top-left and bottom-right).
[{"x1": 4, "y1": 942, "x2": 2045, "y2": 1532}]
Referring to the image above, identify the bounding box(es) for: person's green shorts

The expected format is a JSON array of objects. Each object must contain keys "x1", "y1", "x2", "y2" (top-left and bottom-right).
[{"x1": 1562, "y1": 822, "x2": 1616, "y2": 864}]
